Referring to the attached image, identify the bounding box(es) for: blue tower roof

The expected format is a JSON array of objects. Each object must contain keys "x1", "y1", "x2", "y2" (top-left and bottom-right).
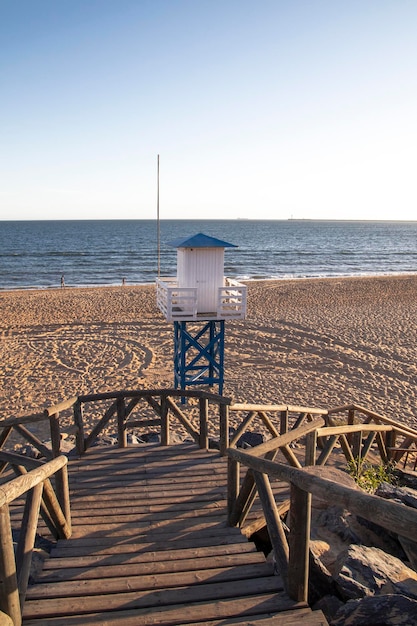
[{"x1": 167, "y1": 233, "x2": 237, "y2": 249}]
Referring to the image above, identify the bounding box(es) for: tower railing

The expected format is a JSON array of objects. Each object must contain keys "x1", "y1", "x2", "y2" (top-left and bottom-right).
[
  {"x1": 156, "y1": 277, "x2": 247, "y2": 321},
  {"x1": 217, "y1": 278, "x2": 247, "y2": 319},
  {"x1": 156, "y1": 278, "x2": 198, "y2": 321}
]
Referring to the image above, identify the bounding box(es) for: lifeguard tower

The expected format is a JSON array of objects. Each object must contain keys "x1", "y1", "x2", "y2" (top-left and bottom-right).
[{"x1": 156, "y1": 233, "x2": 247, "y2": 394}]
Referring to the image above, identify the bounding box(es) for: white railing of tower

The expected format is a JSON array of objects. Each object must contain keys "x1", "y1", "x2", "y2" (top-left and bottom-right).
[
  {"x1": 217, "y1": 278, "x2": 247, "y2": 319},
  {"x1": 156, "y1": 277, "x2": 247, "y2": 321},
  {"x1": 156, "y1": 278, "x2": 198, "y2": 321}
]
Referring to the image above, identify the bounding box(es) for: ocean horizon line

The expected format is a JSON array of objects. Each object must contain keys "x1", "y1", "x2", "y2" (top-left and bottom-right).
[{"x1": 2, "y1": 217, "x2": 417, "y2": 224}]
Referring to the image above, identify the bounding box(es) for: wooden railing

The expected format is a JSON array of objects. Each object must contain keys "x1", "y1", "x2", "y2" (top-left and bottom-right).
[
  {"x1": 227, "y1": 444, "x2": 417, "y2": 603},
  {"x1": 226, "y1": 403, "x2": 328, "y2": 454},
  {"x1": 0, "y1": 390, "x2": 232, "y2": 461},
  {"x1": 0, "y1": 398, "x2": 75, "y2": 526},
  {"x1": 1, "y1": 393, "x2": 416, "y2": 620},
  {"x1": 74, "y1": 389, "x2": 231, "y2": 455},
  {"x1": 327, "y1": 403, "x2": 417, "y2": 467},
  {"x1": 2, "y1": 397, "x2": 415, "y2": 466},
  {"x1": 0, "y1": 455, "x2": 70, "y2": 626},
  {"x1": 226, "y1": 404, "x2": 417, "y2": 538},
  {"x1": 226, "y1": 416, "x2": 417, "y2": 603}
]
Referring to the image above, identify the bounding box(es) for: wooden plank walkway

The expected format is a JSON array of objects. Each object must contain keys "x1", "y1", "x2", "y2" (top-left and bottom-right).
[{"x1": 22, "y1": 443, "x2": 328, "y2": 625}]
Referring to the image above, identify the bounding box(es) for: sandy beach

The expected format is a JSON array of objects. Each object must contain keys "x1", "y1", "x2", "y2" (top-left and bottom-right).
[{"x1": 1, "y1": 275, "x2": 416, "y2": 437}]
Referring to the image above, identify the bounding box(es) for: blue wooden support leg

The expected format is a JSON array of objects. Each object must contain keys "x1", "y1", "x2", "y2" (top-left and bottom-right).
[{"x1": 173, "y1": 320, "x2": 225, "y2": 396}]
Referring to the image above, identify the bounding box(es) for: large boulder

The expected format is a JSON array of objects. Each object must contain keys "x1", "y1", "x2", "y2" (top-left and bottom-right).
[
  {"x1": 376, "y1": 482, "x2": 417, "y2": 509},
  {"x1": 333, "y1": 544, "x2": 417, "y2": 601},
  {"x1": 330, "y1": 594, "x2": 417, "y2": 625}
]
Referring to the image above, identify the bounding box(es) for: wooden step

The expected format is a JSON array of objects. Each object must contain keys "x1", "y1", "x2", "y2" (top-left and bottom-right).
[
  {"x1": 23, "y1": 592, "x2": 308, "y2": 625},
  {"x1": 36, "y1": 551, "x2": 269, "y2": 582},
  {"x1": 20, "y1": 444, "x2": 327, "y2": 625}
]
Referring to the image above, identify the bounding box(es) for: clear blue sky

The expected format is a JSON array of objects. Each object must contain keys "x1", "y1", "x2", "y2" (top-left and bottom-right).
[{"x1": 1, "y1": 0, "x2": 417, "y2": 221}]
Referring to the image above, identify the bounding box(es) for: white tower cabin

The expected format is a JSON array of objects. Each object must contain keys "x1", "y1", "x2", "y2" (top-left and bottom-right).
[
  {"x1": 156, "y1": 233, "x2": 247, "y2": 395},
  {"x1": 156, "y1": 233, "x2": 247, "y2": 322}
]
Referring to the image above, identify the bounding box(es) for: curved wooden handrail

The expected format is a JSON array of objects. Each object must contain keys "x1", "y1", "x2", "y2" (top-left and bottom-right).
[
  {"x1": 227, "y1": 438, "x2": 417, "y2": 604},
  {"x1": 0, "y1": 455, "x2": 67, "y2": 508}
]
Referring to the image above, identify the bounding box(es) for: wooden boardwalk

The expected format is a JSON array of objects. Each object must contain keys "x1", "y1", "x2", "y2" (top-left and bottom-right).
[{"x1": 22, "y1": 443, "x2": 327, "y2": 625}]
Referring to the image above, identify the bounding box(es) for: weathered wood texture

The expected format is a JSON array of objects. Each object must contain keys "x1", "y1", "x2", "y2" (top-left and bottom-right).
[
  {"x1": 0, "y1": 456, "x2": 70, "y2": 626},
  {"x1": 20, "y1": 443, "x2": 327, "y2": 625}
]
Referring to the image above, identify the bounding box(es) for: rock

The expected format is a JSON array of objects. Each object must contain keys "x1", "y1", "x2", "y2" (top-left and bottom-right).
[
  {"x1": 376, "y1": 482, "x2": 417, "y2": 509},
  {"x1": 330, "y1": 594, "x2": 417, "y2": 625},
  {"x1": 14, "y1": 443, "x2": 39, "y2": 458},
  {"x1": 305, "y1": 465, "x2": 360, "y2": 489},
  {"x1": 354, "y1": 516, "x2": 408, "y2": 561},
  {"x1": 139, "y1": 432, "x2": 161, "y2": 443},
  {"x1": 167, "y1": 431, "x2": 184, "y2": 444},
  {"x1": 92, "y1": 435, "x2": 117, "y2": 446},
  {"x1": 398, "y1": 470, "x2": 417, "y2": 490},
  {"x1": 398, "y1": 536, "x2": 417, "y2": 572},
  {"x1": 237, "y1": 432, "x2": 264, "y2": 448},
  {"x1": 312, "y1": 506, "x2": 363, "y2": 547},
  {"x1": 309, "y1": 540, "x2": 338, "y2": 604},
  {"x1": 127, "y1": 433, "x2": 141, "y2": 444},
  {"x1": 312, "y1": 594, "x2": 344, "y2": 624},
  {"x1": 380, "y1": 575, "x2": 417, "y2": 600},
  {"x1": 334, "y1": 544, "x2": 417, "y2": 601},
  {"x1": 226, "y1": 427, "x2": 264, "y2": 448}
]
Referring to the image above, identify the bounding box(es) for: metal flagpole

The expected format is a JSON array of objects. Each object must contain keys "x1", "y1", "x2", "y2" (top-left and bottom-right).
[{"x1": 157, "y1": 154, "x2": 160, "y2": 278}]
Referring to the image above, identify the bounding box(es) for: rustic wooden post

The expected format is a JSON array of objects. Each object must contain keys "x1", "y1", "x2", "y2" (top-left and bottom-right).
[
  {"x1": 16, "y1": 483, "x2": 43, "y2": 610},
  {"x1": 316, "y1": 434, "x2": 339, "y2": 466},
  {"x1": 227, "y1": 456, "x2": 239, "y2": 519},
  {"x1": 219, "y1": 403, "x2": 229, "y2": 456},
  {"x1": 0, "y1": 427, "x2": 12, "y2": 450},
  {"x1": 280, "y1": 409, "x2": 288, "y2": 435},
  {"x1": 228, "y1": 470, "x2": 256, "y2": 527},
  {"x1": 352, "y1": 430, "x2": 362, "y2": 460},
  {"x1": 116, "y1": 397, "x2": 127, "y2": 448},
  {"x1": 253, "y1": 471, "x2": 289, "y2": 590},
  {"x1": 199, "y1": 397, "x2": 209, "y2": 450},
  {"x1": 288, "y1": 482, "x2": 311, "y2": 603},
  {"x1": 346, "y1": 406, "x2": 355, "y2": 447},
  {"x1": 0, "y1": 427, "x2": 13, "y2": 476},
  {"x1": 47, "y1": 410, "x2": 69, "y2": 523},
  {"x1": 385, "y1": 429, "x2": 396, "y2": 462},
  {"x1": 0, "y1": 504, "x2": 21, "y2": 626},
  {"x1": 305, "y1": 430, "x2": 317, "y2": 466},
  {"x1": 73, "y1": 400, "x2": 85, "y2": 455},
  {"x1": 160, "y1": 395, "x2": 169, "y2": 446},
  {"x1": 41, "y1": 477, "x2": 71, "y2": 539},
  {"x1": 361, "y1": 431, "x2": 376, "y2": 461},
  {"x1": 48, "y1": 411, "x2": 61, "y2": 456},
  {"x1": 339, "y1": 433, "x2": 355, "y2": 463}
]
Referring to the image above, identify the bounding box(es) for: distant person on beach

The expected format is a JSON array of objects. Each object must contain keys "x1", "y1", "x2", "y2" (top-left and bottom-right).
[
  {"x1": 61, "y1": 275, "x2": 65, "y2": 288},
  {"x1": 122, "y1": 277, "x2": 126, "y2": 286}
]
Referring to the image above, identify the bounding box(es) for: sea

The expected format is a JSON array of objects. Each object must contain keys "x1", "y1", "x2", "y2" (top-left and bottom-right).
[{"x1": 0, "y1": 219, "x2": 416, "y2": 290}]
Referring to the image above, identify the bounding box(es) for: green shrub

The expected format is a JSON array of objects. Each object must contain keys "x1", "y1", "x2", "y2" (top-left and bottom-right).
[{"x1": 346, "y1": 458, "x2": 398, "y2": 493}]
